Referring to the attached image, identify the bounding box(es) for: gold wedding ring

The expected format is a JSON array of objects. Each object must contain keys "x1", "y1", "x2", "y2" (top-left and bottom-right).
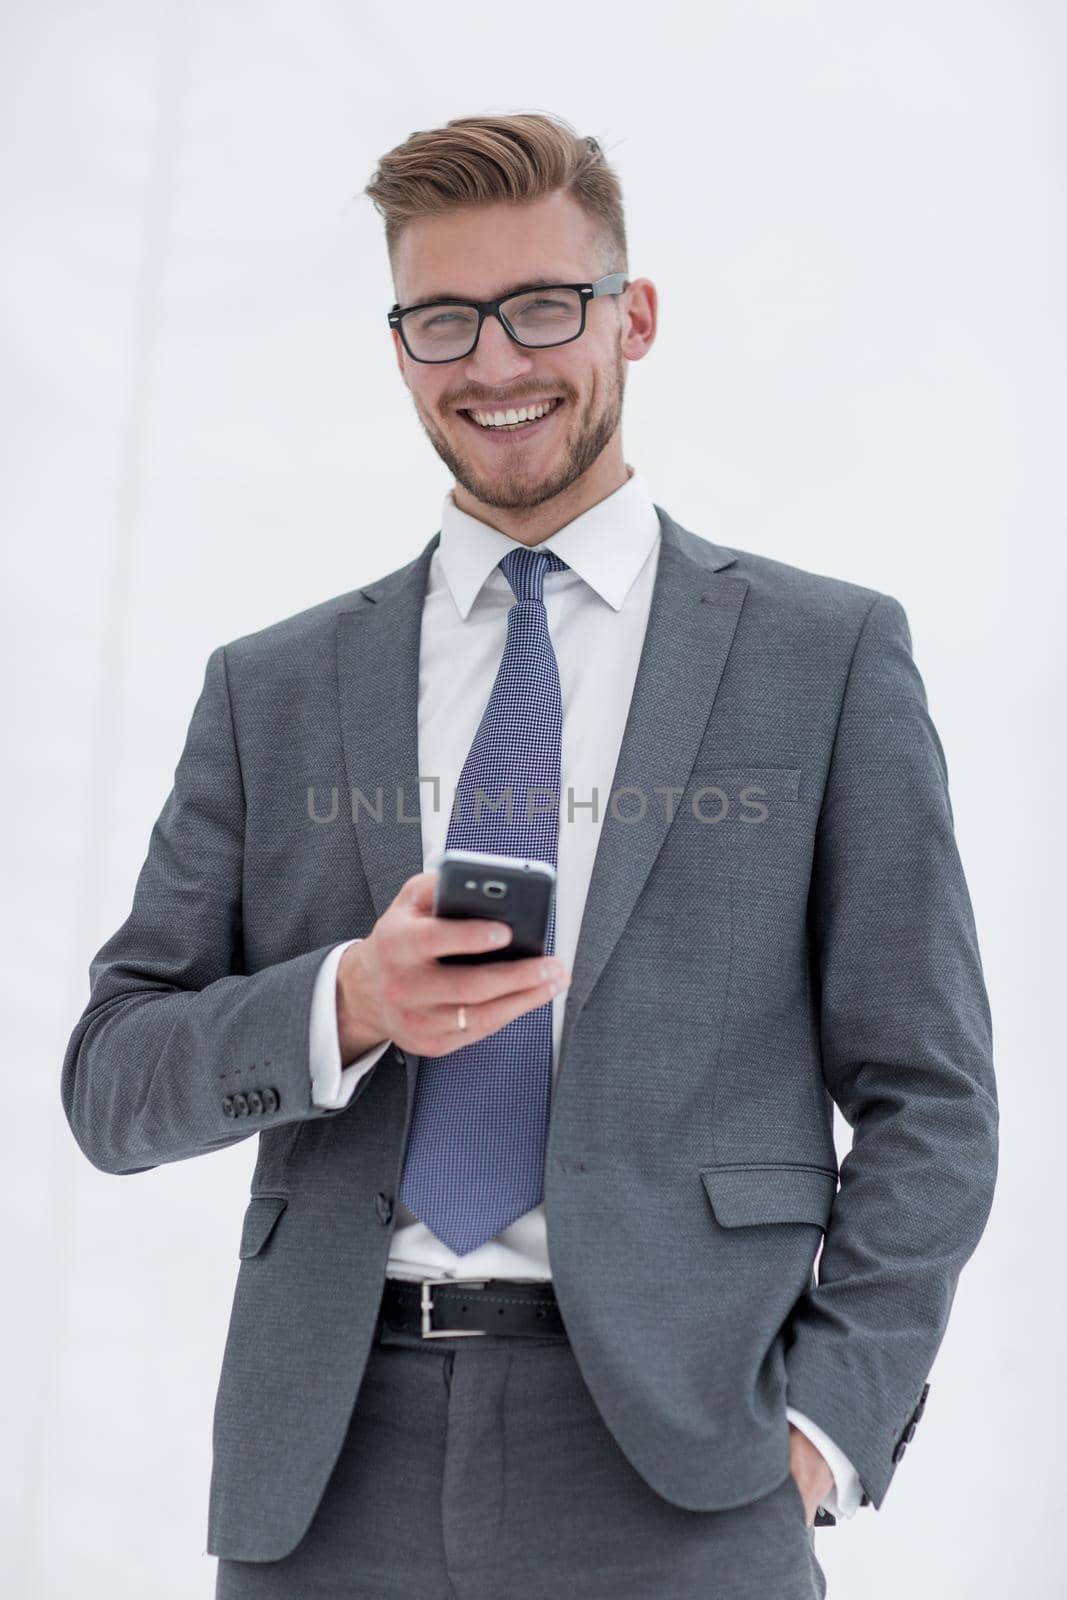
[{"x1": 457, "y1": 1004, "x2": 468, "y2": 1031}]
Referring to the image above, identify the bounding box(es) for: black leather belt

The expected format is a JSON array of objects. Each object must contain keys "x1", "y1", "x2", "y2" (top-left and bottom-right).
[{"x1": 378, "y1": 1276, "x2": 568, "y2": 1340}]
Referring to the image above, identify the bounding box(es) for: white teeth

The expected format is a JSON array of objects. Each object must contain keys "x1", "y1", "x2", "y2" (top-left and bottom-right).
[{"x1": 469, "y1": 398, "x2": 559, "y2": 428}]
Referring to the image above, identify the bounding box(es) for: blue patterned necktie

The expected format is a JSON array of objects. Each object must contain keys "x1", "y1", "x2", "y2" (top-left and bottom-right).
[{"x1": 398, "y1": 546, "x2": 569, "y2": 1256}]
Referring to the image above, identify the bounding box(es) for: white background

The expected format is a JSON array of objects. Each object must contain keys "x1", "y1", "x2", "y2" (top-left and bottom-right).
[{"x1": 3, "y1": 1, "x2": 1063, "y2": 1595}]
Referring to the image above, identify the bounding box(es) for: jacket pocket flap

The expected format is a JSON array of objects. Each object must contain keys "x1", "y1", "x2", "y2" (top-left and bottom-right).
[
  {"x1": 700, "y1": 1164, "x2": 837, "y2": 1229},
  {"x1": 239, "y1": 1194, "x2": 289, "y2": 1259}
]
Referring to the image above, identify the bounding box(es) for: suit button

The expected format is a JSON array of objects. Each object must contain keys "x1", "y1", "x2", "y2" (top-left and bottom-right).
[
  {"x1": 903, "y1": 1420, "x2": 917, "y2": 1443},
  {"x1": 246, "y1": 1090, "x2": 263, "y2": 1114},
  {"x1": 232, "y1": 1092, "x2": 249, "y2": 1115},
  {"x1": 261, "y1": 1087, "x2": 279, "y2": 1112},
  {"x1": 222, "y1": 1096, "x2": 236, "y2": 1117},
  {"x1": 892, "y1": 1440, "x2": 907, "y2": 1463},
  {"x1": 374, "y1": 1192, "x2": 394, "y2": 1224}
]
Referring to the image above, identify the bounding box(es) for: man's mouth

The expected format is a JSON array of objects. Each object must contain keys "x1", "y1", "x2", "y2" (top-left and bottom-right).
[{"x1": 457, "y1": 396, "x2": 566, "y2": 439}]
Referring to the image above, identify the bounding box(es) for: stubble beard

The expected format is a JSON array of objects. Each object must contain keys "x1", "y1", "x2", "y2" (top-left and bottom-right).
[{"x1": 414, "y1": 343, "x2": 626, "y2": 513}]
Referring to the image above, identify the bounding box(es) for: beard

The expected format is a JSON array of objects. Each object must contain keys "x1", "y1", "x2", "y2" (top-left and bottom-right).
[{"x1": 412, "y1": 342, "x2": 626, "y2": 513}]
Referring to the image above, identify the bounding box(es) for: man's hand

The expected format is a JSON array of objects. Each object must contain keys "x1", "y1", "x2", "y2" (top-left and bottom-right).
[
  {"x1": 336, "y1": 869, "x2": 571, "y2": 1063},
  {"x1": 787, "y1": 1422, "x2": 835, "y2": 1526}
]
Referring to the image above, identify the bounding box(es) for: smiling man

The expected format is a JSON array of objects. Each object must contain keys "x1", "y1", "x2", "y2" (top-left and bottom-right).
[
  {"x1": 389, "y1": 190, "x2": 633, "y2": 544},
  {"x1": 61, "y1": 112, "x2": 998, "y2": 1600}
]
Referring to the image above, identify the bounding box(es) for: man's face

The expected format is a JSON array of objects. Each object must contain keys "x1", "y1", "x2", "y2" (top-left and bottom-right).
[{"x1": 391, "y1": 189, "x2": 648, "y2": 514}]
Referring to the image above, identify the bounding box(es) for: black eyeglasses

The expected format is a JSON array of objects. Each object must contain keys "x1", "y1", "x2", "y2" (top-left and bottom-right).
[{"x1": 387, "y1": 273, "x2": 629, "y2": 363}]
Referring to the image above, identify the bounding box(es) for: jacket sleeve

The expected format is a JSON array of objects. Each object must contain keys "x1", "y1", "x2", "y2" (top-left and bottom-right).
[
  {"x1": 784, "y1": 592, "x2": 998, "y2": 1509},
  {"x1": 60, "y1": 644, "x2": 378, "y2": 1175}
]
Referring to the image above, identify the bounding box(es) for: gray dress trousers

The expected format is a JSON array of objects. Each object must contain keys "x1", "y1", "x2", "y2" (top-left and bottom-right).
[{"x1": 215, "y1": 1318, "x2": 827, "y2": 1600}]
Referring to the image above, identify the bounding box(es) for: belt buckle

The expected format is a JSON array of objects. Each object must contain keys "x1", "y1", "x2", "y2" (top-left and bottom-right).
[{"x1": 419, "y1": 1278, "x2": 488, "y2": 1339}]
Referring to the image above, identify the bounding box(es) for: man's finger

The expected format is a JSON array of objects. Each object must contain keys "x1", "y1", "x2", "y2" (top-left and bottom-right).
[{"x1": 401, "y1": 869, "x2": 439, "y2": 915}]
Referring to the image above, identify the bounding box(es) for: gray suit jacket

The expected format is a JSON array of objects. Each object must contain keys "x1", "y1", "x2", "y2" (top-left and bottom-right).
[{"x1": 61, "y1": 505, "x2": 998, "y2": 1563}]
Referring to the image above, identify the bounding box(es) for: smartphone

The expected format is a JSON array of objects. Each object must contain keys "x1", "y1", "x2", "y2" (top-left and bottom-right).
[{"x1": 432, "y1": 849, "x2": 556, "y2": 964}]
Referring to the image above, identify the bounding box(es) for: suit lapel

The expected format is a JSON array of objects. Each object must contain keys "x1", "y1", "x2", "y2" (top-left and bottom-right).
[
  {"x1": 335, "y1": 531, "x2": 440, "y2": 924},
  {"x1": 556, "y1": 507, "x2": 746, "y2": 1064},
  {"x1": 334, "y1": 505, "x2": 747, "y2": 1066}
]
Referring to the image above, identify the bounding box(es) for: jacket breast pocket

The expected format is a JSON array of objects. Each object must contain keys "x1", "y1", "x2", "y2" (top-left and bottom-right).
[
  {"x1": 238, "y1": 1194, "x2": 289, "y2": 1259},
  {"x1": 699, "y1": 1163, "x2": 838, "y2": 1230}
]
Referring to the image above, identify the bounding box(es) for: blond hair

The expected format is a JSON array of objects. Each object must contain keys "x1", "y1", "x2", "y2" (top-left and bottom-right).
[{"x1": 363, "y1": 111, "x2": 628, "y2": 287}]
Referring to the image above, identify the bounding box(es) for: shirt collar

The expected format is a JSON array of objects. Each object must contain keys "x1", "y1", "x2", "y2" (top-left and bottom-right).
[{"x1": 436, "y1": 465, "x2": 661, "y2": 620}]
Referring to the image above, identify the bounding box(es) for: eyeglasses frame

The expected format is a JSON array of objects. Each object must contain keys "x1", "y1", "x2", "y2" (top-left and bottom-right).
[{"x1": 387, "y1": 272, "x2": 630, "y2": 363}]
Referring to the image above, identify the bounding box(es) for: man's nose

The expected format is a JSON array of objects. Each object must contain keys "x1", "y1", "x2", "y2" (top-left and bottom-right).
[{"x1": 462, "y1": 313, "x2": 536, "y2": 387}]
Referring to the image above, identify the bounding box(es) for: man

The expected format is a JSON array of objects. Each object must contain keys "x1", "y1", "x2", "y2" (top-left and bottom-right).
[{"x1": 61, "y1": 113, "x2": 998, "y2": 1599}]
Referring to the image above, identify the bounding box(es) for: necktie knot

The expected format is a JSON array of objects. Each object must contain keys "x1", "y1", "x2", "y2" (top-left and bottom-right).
[{"x1": 498, "y1": 546, "x2": 569, "y2": 604}]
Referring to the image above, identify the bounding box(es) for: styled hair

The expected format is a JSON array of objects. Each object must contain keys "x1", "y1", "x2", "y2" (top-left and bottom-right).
[{"x1": 363, "y1": 111, "x2": 628, "y2": 290}]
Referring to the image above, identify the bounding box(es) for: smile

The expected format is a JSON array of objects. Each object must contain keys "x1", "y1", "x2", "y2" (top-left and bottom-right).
[{"x1": 458, "y1": 397, "x2": 565, "y2": 441}]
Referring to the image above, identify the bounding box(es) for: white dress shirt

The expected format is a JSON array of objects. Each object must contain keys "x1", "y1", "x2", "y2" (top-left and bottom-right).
[{"x1": 304, "y1": 465, "x2": 861, "y2": 1518}]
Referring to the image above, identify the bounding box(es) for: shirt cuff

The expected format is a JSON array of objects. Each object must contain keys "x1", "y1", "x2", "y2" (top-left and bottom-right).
[
  {"x1": 309, "y1": 938, "x2": 392, "y2": 1109},
  {"x1": 786, "y1": 1406, "x2": 864, "y2": 1520}
]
